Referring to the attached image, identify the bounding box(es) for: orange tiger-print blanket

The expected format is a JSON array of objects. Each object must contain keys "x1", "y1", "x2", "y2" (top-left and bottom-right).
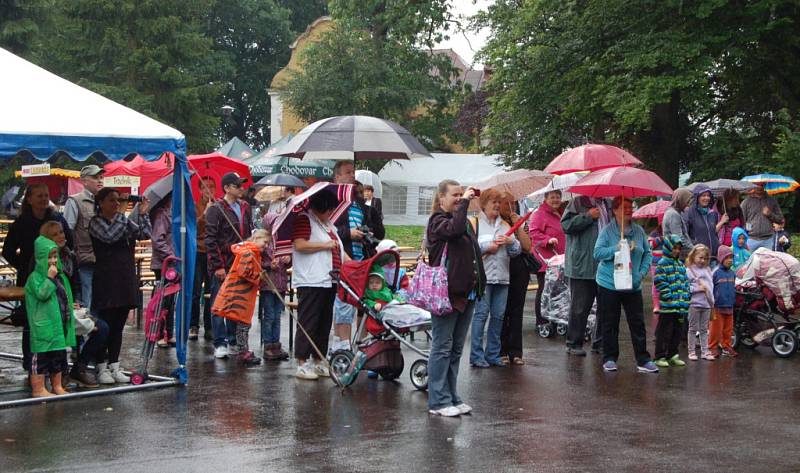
[{"x1": 211, "y1": 241, "x2": 263, "y2": 326}]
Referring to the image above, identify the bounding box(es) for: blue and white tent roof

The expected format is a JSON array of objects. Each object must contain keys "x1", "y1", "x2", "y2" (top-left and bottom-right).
[{"x1": 0, "y1": 47, "x2": 185, "y2": 161}]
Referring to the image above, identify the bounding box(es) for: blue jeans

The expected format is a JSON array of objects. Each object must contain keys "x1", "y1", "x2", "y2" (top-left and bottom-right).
[
  {"x1": 747, "y1": 236, "x2": 774, "y2": 253},
  {"x1": 428, "y1": 302, "x2": 474, "y2": 410},
  {"x1": 78, "y1": 264, "x2": 94, "y2": 311},
  {"x1": 470, "y1": 284, "x2": 509, "y2": 365},
  {"x1": 259, "y1": 291, "x2": 284, "y2": 345},
  {"x1": 210, "y1": 275, "x2": 237, "y2": 348}
]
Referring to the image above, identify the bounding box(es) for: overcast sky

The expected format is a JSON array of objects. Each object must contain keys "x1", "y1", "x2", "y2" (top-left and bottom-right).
[{"x1": 435, "y1": 0, "x2": 493, "y2": 68}]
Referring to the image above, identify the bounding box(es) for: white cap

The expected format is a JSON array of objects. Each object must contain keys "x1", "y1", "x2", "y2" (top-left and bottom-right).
[{"x1": 376, "y1": 239, "x2": 399, "y2": 252}]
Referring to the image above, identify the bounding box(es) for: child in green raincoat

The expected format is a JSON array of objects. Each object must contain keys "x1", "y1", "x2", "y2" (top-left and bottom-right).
[
  {"x1": 364, "y1": 264, "x2": 405, "y2": 312},
  {"x1": 24, "y1": 236, "x2": 76, "y2": 397}
]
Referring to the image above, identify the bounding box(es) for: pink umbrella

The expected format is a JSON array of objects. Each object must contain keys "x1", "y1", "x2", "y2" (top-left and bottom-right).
[
  {"x1": 544, "y1": 144, "x2": 642, "y2": 175},
  {"x1": 632, "y1": 199, "x2": 671, "y2": 221}
]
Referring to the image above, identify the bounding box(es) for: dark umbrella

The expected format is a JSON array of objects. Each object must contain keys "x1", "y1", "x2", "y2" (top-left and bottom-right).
[
  {"x1": 143, "y1": 173, "x2": 174, "y2": 210},
  {"x1": 277, "y1": 115, "x2": 432, "y2": 161},
  {"x1": 686, "y1": 179, "x2": 756, "y2": 196},
  {"x1": 255, "y1": 173, "x2": 307, "y2": 189}
]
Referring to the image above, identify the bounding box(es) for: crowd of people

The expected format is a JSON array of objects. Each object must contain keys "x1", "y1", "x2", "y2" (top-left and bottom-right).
[{"x1": 1, "y1": 163, "x2": 793, "y2": 414}]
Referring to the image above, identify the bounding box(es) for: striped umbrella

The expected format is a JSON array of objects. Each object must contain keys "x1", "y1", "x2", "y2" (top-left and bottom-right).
[
  {"x1": 276, "y1": 115, "x2": 432, "y2": 161},
  {"x1": 741, "y1": 174, "x2": 800, "y2": 195}
]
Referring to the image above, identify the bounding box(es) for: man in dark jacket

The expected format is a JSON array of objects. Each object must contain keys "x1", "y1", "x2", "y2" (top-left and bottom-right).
[{"x1": 205, "y1": 172, "x2": 253, "y2": 359}]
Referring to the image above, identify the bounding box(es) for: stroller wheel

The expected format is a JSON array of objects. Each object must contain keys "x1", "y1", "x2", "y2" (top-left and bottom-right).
[
  {"x1": 556, "y1": 323, "x2": 568, "y2": 336},
  {"x1": 771, "y1": 329, "x2": 798, "y2": 358},
  {"x1": 730, "y1": 330, "x2": 739, "y2": 350},
  {"x1": 330, "y1": 351, "x2": 358, "y2": 386},
  {"x1": 538, "y1": 323, "x2": 555, "y2": 338},
  {"x1": 130, "y1": 371, "x2": 147, "y2": 385},
  {"x1": 410, "y1": 359, "x2": 428, "y2": 391}
]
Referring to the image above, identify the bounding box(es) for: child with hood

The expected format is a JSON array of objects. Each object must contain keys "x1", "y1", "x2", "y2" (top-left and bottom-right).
[
  {"x1": 731, "y1": 227, "x2": 751, "y2": 270},
  {"x1": 24, "y1": 236, "x2": 76, "y2": 397},
  {"x1": 710, "y1": 245, "x2": 737, "y2": 357},
  {"x1": 653, "y1": 235, "x2": 690, "y2": 368},
  {"x1": 212, "y1": 229, "x2": 270, "y2": 366},
  {"x1": 364, "y1": 264, "x2": 406, "y2": 312}
]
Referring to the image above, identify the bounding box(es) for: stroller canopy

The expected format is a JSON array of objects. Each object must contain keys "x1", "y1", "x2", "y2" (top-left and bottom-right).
[
  {"x1": 338, "y1": 250, "x2": 401, "y2": 306},
  {"x1": 736, "y1": 248, "x2": 800, "y2": 313}
]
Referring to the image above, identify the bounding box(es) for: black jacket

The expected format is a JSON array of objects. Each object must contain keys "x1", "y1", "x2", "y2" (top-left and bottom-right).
[
  {"x1": 205, "y1": 198, "x2": 253, "y2": 272},
  {"x1": 335, "y1": 201, "x2": 383, "y2": 259},
  {"x1": 2, "y1": 210, "x2": 73, "y2": 286}
]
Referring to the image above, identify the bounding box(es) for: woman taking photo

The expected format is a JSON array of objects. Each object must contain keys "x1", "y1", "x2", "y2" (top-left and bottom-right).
[
  {"x1": 89, "y1": 188, "x2": 150, "y2": 384},
  {"x1": 2, "y1": 183, "x2": 72, "y2": 372},
  {"x1": 593, "y1": 197, "x2": 657, "y2": 373},
  {"x1": 498, "y1": 191, "x2": 532, "y2": 365},
  {"x1": 469, "y1": 189, "x2": 520, "y2": 368},
  {"x1": 291, "y1": 190, "x2": 346, "y2": 381},
  {"x1": 529, "y1": 190, "x2": 567, "y2": 328},
  {"x1": 426, "y1": 180, "x2": 485, "y2": 417}
]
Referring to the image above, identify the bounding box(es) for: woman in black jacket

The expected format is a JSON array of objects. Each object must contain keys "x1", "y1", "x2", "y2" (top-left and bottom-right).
[
  {"x1": 89, "y1": 188, "x2": 150, "y2": 384},
  {"x1": 425, "y1": 179, "x2": 485, "y2": 417}
]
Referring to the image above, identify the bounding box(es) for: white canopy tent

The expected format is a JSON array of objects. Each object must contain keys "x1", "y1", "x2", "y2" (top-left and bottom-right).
[{"x1": 378, "y1": 153, "x2": 506, "y2": 225}]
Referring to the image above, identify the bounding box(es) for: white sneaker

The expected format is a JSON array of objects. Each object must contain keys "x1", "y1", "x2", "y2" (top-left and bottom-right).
[
  {"x1": 96, "y1": 362, "x2": 114, "y2": 385},
  {"x1": 295, "y1": 360, "x2": 319, "y2": 380},
  {"x1": 214, "y1": 346, "x2": 229, "y2": 359},
  {"x1": 429, "y1": 406, "x2": 461, "y2": 417},
  {"x1": 314, "y1": 362, "x2": 331, "y2": 377},
  {"x1": 454, "y1": 403, "x2": 472, "y2": 415},
  {"x1": 109, "y1": 362, "x2": 130, "y2": 383}
]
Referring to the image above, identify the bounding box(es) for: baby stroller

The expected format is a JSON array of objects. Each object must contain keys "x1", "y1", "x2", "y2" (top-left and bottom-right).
[
  {"x1": 130, "y1": 256, "x2": 181, "y2": 384},
  {"x1": 330, "y1": 250, "x2": 432, "y2": 390},
  {"x1": 733, "y1": 248, "x2": 800, "y2": 358},
  {"x1": 538, "y1": 253, "x2": 596, "y2": 340}
]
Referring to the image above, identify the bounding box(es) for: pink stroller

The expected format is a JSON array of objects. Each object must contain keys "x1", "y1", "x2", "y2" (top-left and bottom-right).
[{"x1": 130, "y1": 256, "x2": 181, "y2": 385}]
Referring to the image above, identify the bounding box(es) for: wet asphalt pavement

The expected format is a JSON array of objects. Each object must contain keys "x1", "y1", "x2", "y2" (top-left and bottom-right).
[{"x1": 1, "y1": 283, "x2": 800, "y2": 473}]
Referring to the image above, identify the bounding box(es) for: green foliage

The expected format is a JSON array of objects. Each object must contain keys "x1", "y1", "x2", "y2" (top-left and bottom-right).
[
  {"x1": 478, "y1": 0, "x2": 800, "y2": 188},
  {"x1": 384, "y1": 225, "x2": 424, "y2": 251},
  {"x1": 278, "y1": 0, "x2": 328, "y2": 33},
  {"x1": 0, "y1": 0, "x2": 50, "y2": 55},
  {"x1": 282, "y1": 1, "x2": 464, "y2": 170}
]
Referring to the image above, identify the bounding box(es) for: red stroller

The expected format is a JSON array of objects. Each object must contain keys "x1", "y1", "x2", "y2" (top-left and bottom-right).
[
  {"x1": 330, "y1": 250, "x2": 431, "y2": 390},
  {"x1": 130, "y1": 256, "x2": 181, "y2": 385}
]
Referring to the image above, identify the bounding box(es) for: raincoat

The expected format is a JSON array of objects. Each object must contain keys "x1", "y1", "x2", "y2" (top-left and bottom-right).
[
  {"x1": 364, "y1": 264, "x2": 405, "y2": 310},
  {"x1": 211, "y1": 241, "x2": 263, "y2": 326},
  {"x1": 682, "y1": 184, "x2": 720, "y2": 258},
  {"x1": 732, "y1": 227, "x2": 751, "y2": 269},
  {"x1": 653, "y1": 235, "x2": 691, "y2": 315},
  {"x1": 24, "y1": 236, "x2": 76, "y2": 353},
  {"x1": 661, "y1": 188, "x2": 693, "y2": 254}
]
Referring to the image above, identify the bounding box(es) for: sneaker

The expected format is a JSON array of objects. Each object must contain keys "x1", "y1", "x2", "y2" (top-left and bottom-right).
[
  {"x1": 454, "y1": 403, "x2": 472, "y2": 415},
  {"x1": 295, "y1": 360, "x2": 319, "y2": 380},
  {"x1": 227, "y1": 345, "x2": 240, "y2": 356},
  {"x1": 314, "y1": 362, "x2": 331, "y2": 377},
  {"x1": 566, "y1": 346, "x2": 587, "y2": 357},
  {"x1": 637, "y1": 361, "x2": 659, "y2": 373},
  {"x1": 602, "y1": 360, "x2": 618, "y2": 372},
  {"x1": 214, "y1": 346, "x2": 229, "y2": 359},
  {"x1": 654, "y1": 358, "x2": 670, "y2": 368},
  {"x1": 109, "y1": 362, "x2": 130, "y2": 383},
  {"x1": 669, "y1": 355, "x2": 686, "y2": 367},
  {"x1": 238, "y1": 351, "x2": 262, "y2": 366},
  {"x1": 722, "y1": 348, "x2": 738, "y2": 357},
  {"x1": 157, "y1": 338, "x2": 170, "y2": 348},
  {"x1": 70, "y1": 365, "x2": 98, "y2": 388},
  {"x1": 96, "y1": 363, "x2": 115, "y2": 385},
  {"x1": 688, "y1": 352, "x2": 698, "y2": 361},
  {"x1": 188, "y1": 328, "x2": 199, "y2": 340},
  {"x1": 429, "y1": 406, "x2": 461, "y2": 417},
  {"x1": 702, "y1": 353, "x2": 717, "y2": 361}
]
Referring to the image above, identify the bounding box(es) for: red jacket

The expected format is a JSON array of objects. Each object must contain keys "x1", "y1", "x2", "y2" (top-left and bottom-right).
[{"x1": 529, "y1": 204, "x2": 566, "y2": 271}]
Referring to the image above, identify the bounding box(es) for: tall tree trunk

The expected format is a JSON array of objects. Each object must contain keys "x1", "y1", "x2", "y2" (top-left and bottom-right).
[{"x1": 639, "y1": 90, "x2": 686, "y2": 188}]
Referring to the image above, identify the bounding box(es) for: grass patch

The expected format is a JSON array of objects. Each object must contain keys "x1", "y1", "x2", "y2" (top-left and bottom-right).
[
  {"x1": 791, "y1": 235, "x2": 800, "y2": 259},
  {"x1": 385, "y1": 225, "x2": 424, "y2": 250}
]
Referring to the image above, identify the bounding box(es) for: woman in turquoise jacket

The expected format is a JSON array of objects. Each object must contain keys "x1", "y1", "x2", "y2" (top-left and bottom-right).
[
  {"x1": 593, "y1": 197, "x2": 657, "y2": 373},
  {"x1": 25, "y1": 236, "x2": 76, "y2": 397}
]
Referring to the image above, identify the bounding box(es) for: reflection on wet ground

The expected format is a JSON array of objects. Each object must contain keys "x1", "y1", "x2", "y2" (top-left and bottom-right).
[{"x1": 1, "y1": 286, "x2": 799, "y2": 472}]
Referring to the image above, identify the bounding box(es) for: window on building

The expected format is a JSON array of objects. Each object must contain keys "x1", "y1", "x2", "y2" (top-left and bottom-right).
[
  {"x1": 417, "y1": 186, "x2": 436, "y2": 215},
  {"x1": 382, "y1": 184, "x2": 407, "y2": 215}
]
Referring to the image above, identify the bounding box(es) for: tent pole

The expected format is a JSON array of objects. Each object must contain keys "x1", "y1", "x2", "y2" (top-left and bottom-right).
[{"x1": 179, "y1": 160, "x2": 187, "y2": 373}]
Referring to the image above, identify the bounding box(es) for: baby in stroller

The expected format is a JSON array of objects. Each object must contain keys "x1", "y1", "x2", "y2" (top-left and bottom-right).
[{"x1": 365, "y1": 264, "x2": 430, "y2": 329}]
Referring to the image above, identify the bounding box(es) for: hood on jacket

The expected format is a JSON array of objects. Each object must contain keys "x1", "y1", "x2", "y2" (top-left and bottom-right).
[
  {"x1": 691, "y1": 184, "x2": 714, "y2": 208},
  {"x1": 732, "y1": 227, "x2": 749, "y2": 248},
  {"x1": 662, "y1": 234, "x2": 684, "y2": 256},
  {"x1": 33, "y1": 236, "x2": 60, "y2": 277},
  {"x1": 262, "y1": 212, "x2": 280, "y2": 233},
  {"x1": 671, "y1": 188, "x2": 693, "y2": 211},
  {"x1": 369, "y1": 263, "x2": 385, "y2": 281},
  {"x1": 717, "y1": 245, "x2": 733, "y2": 264}
]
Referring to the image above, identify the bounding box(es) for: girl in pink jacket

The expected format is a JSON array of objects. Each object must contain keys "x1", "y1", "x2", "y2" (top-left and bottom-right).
[{"x1": 529, "y1": 191, "x2": 567, "y2": 326}]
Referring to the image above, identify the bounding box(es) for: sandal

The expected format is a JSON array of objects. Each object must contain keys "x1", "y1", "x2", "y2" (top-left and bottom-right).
[
  {"x1": 512, "y1": 357, "x2": 525, "y2": 365},
  {"x1": 156, "y1": 339, "x2": 169, "y2": 348},
  {"x1": 499, "y1": 355, "x2": 510, "y2": 365}
]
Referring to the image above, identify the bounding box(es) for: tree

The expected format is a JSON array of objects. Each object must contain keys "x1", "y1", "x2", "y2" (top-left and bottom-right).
[
  {"x1": 0, "y1": 0, "x2": 50, "y2": 55},
  {"x1": 206, "y1": 0, "x2": 295, "y2": 149},
  {"x1": 277, "y1": 0, "x2": 328, "y2": 33},
  {"x1": 281, "y1": 0, "x2": 463, "y2": 167},
  {"x1": 36, "y1": 0, "x2": 225, "y2": 152},
  {"x1": 478, "y1": 0, "x2": 800, "y2": 188}
]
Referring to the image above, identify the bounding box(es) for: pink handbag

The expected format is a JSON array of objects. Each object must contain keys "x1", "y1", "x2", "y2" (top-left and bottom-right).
[{"x1": 408, "y1": 244, "x2": 453, "y2": 316}]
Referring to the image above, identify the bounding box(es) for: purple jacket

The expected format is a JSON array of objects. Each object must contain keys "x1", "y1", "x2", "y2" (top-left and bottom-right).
[{"x1": 687, "y1": 265, "x2": 714, "y2": 309}]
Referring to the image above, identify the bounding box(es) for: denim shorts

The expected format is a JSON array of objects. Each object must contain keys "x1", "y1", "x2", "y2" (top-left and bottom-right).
[{"x1": 333, "y1": 295, "x2": 356, "y2": 324}]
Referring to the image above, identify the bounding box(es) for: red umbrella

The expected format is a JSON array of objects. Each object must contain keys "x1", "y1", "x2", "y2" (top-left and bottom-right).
[
  {"x1": 187, "y1": 152, "x2": 252, "y2": 201},
  {"x1": 544, "y1": 144, "x2": 642, "y2": 175},
  {"x1": 632, "y1": 199, "x2": 671, "y2": 221},
  {"x1": 103, "y1": 154, "x2": 173, "y2": 194}
]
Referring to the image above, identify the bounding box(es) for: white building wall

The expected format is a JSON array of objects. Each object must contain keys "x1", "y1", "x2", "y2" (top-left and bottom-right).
[{"x1": 268, "y1": 90, "x2": 284, "y2": 144}]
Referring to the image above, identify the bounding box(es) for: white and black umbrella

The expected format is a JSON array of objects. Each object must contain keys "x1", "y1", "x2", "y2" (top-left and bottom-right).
[
  {"x1": 254, "y1": 173, "x2": 307, "y2": 189},
  {"x1": 276, "y1": 115, "x2": 432, "y2": 161}
]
